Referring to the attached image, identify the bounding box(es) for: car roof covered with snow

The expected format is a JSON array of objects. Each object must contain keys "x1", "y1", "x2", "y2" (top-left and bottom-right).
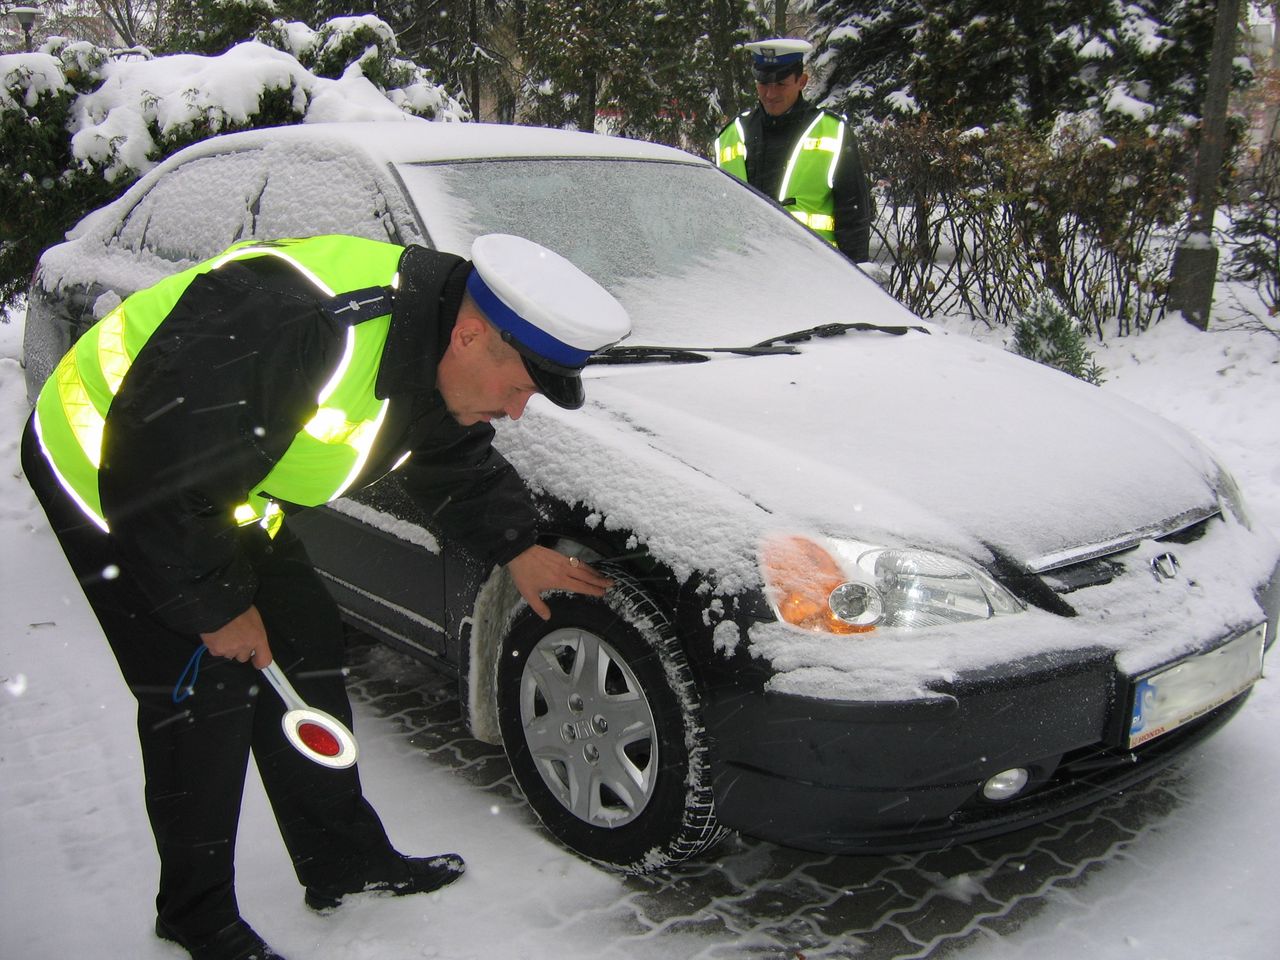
[{"x1": 87, "y1": 119, "x2": 704, "y2": 221}]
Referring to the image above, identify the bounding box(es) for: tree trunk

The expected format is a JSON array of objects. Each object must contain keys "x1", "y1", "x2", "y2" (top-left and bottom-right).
[
  {"x1": 1169, "y1": 0, "x2": 1242, "y2": 330},
  {"x1": 581, "y1": 71, "x2": 597, "y2": 133}
]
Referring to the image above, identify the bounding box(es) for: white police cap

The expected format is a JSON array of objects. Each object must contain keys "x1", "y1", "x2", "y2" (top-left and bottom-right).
[
  {"x1": 740, "y1": 38, "x2": 813, "y2": 80},
  {"x1": 467, "y1": 234, "x2": 631, "y2": 410}
]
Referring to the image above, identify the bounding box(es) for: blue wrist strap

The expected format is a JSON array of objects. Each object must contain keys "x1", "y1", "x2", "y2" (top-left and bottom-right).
[{"x1": 172, "y1": 645, "x2": 208, "y2": 704}]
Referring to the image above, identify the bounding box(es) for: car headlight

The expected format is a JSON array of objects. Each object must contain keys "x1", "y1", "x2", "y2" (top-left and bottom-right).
[{"x1": 760, "y1": 535, "x2": 1024, "y2": 635}]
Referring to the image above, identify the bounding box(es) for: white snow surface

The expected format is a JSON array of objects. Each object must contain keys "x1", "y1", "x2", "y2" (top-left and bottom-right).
[
  {"x1": 0, "y1": 51, "x2": 69, "y2": 109},
  {"x1": 2, "y1": 283, "x2": 1279, "y2": 955},
  {"x1": 1103, "y1": 82, "x2": 1156, "y2": 122}
]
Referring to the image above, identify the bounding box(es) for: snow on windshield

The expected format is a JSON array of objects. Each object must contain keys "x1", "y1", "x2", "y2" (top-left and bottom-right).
[{"x1": 397, "y1": 159, "x2": 914, "y2": 346}]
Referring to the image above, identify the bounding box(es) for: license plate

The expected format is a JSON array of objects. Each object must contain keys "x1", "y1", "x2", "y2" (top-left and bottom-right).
[{"x1": 1128, "y1": 624, "x2": 1266, "y2": 748}]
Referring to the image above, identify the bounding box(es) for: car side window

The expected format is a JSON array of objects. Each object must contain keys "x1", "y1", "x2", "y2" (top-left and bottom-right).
[
  {"x1": 115, "y1": 151, "x2": 264, "y2": 263},
  {"x1": 253, "y1": 149, "x2": 404, "y2": 244},
  {"x1": 113, "y1": 146, "x2": 409, "y2": 266}
]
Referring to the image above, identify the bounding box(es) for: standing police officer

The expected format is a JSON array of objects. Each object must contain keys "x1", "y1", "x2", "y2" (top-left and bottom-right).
[
  {"x1": 714, "y1": 38, "x2": 873, "y2": 263},
  {"x1": 20, "y1": 233, "x2": 629, "y2": 960}
]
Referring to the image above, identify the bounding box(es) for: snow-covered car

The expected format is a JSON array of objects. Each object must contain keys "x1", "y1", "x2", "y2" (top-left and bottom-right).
[{"x1": 21, "y1": 120, "x2": 1280, "y2": 872}]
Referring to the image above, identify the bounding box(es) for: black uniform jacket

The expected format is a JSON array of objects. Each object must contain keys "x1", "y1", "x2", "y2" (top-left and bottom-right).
[
  {"x1": 98, "y1": 247, "x2": 539, "y2": 635},
  {"x1": 736, "y1": 100, "x2": 873, "y2": 262}
]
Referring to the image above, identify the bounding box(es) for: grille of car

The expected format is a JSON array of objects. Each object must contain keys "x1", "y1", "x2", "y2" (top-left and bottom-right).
[
  {"x1": 1154, "y1": 511, "x2": 1216, "y2": 545},
  {"x1": 1040, "y1": 556, "x2": 1126, "y2": 594},
  {"x1": 1037, "y1": 509, "x2": 1220, "y2": 596}
]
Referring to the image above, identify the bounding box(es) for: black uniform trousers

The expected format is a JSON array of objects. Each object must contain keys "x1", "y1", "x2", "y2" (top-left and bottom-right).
[{"x1": 21, "y1": 418, "x2": 408, "y2": 945}]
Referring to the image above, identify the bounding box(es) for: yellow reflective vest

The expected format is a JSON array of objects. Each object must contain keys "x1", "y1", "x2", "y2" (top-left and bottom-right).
[
  {"x1": 33, "y1": 235, "x2": 404, "y2": 537},
  {"x1": 714, "y1": 110, "x2": 847, "y2": 245}
]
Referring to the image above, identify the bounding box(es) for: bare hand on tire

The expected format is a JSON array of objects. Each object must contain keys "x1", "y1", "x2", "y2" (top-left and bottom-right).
[{"x1": 506, "y1": 545, "x2": 613, "y2": 620}]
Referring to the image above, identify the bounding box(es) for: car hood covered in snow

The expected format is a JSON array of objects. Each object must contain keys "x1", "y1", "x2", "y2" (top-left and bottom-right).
[
  {"x1": 496, "y1": 328, "x2": 1280, "y2": 702},
  {"x1": 498, "y1": 327, "x2": 1223, "y2": 588}
]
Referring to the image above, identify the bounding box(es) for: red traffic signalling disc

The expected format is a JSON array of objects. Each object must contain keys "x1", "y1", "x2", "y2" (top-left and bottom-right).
[
  {"x1": 280, "y1": 707, "x2": 358, "y2": 769},
  {"x1": 262, "y1": 661, "x2": 359, "y2": 769},
  {"x1": 297, "y1": 720, "x2": 342, "y2": 757}
]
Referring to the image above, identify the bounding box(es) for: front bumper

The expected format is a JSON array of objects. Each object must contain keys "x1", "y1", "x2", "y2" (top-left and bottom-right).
[
  {"x1": 706, "y1": 672, "x2": 1252, "y2": 854},
  {"x1": 702, "y1": 540, "x2": 1280, "y2": 855}
]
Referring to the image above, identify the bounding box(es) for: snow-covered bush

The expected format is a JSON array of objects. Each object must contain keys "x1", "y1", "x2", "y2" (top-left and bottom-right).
[
  {"x1": 859, "y1": 117, "x2": 1013, "y2": 319},
  {"x1": 256, "y1": 17, "x2": 466, "y2": 123},
  {"x1": 0, "y1": 40, "x2": 119, "y2": 308},
  {"x1": 165, "y1": 0, "x2": 281, "y2": 56},
  {"x1": 67, "y1": 42, "x2": 315, "y2": 182},
  {"x1": 1009, "y1": 115, "x2": 1187, "y2": 335},
  {"x1": 1009, "y1": 293, "x2": 1105, "y2": 384},
  {"x1": 0, "y1": 16, "x2": 465, "y2": 313}
]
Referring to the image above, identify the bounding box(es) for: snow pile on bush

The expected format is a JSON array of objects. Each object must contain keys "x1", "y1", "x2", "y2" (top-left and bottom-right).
[
  {"x1": 0, "y1": 15, "x2": 465, "y2": 308},
  {"x1": 0, "y1": 14, "x2": 466, "y2": 183}
]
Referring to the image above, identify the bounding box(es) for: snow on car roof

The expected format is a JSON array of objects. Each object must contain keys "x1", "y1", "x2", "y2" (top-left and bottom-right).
[
  {"x1": 149, "y1": 119, "x2": 701, "y2": 171},
  {"x1": 51, "y1": 119, "x2": 708, "y2": 297},
  {"x1": 61, "y1": 119, "x2": 705, "y2": 248}
]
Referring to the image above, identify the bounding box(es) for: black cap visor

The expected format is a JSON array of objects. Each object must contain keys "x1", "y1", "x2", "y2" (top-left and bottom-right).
[
  {"x1": 753, "y1": 63, "x2": 802, "y2": 83},
  {"x1": 500, "y1": 329, "x2": 585, "y2": 410}
]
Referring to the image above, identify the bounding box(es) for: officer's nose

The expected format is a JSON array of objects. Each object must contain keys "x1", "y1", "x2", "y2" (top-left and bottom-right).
[{"x1": 506, "y1": 389, "x2": 533, "y2": 421}]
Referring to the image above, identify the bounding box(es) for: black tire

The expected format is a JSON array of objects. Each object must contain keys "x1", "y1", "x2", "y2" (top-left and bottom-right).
[{"x1": 496, "y1": 571, "x2": 726, "y2": 873}]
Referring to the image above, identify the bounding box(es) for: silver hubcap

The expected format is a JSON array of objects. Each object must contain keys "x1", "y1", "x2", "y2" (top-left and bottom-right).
[{"x1": 518, "y1": 627, "x2": 658, "y2": 828}]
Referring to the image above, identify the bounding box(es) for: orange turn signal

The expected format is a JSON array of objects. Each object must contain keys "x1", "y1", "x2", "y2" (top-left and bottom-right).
[{"x1": 760, "y1": 536, "x2": 876, "y2": 635}]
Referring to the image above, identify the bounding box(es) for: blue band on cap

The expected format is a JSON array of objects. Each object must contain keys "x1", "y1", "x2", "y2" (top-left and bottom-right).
[
  {"x1": 754, "y1": 50, "x2": 804, "y2": 67},
  {"x1": 466, "y1": 270, "x2": 592, "y2": 368}
]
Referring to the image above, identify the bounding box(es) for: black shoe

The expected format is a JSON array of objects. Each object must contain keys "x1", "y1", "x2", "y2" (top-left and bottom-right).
[
  {"x1": 155, "y1": 917, "x2": 286, "y2": 960},
  {"x1": 305, "y1": 853, "x2": 466, "y2": 912}
]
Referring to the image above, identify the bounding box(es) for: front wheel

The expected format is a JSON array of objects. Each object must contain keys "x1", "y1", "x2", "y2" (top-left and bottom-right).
[{"x1": 496, "y1": 573, "x2": 725, "y2": 872}]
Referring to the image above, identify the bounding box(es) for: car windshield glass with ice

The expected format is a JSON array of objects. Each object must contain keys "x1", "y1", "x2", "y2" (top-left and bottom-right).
[{"x1": 396, "y1": 159, "x2": 909, "y2": 346}]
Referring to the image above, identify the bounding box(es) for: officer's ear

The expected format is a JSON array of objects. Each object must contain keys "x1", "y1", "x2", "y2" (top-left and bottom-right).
[
  {"x1": 797, "y1": 72, "x2": 809, "y2": 92},
  {"x1": 450, "y1": 310, "x2": 488, "y2": 352}
]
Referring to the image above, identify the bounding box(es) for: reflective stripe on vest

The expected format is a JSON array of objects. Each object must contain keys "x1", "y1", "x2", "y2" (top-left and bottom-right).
[
  {"x1": 235, "y1": 313, "x2": 393, "y2": 537},
  {"x1": 778, "y1": 112, "x2": 845, "y2": 245},
  {"x1": 713, "y1": 111, "x2": 845, "y2": 245},
  {"x1": 714, "y1": 117, "x2": 748, "y2": 181},
  {"x1": 33, "y1": 235, "x2": 403, "y2": 535}
]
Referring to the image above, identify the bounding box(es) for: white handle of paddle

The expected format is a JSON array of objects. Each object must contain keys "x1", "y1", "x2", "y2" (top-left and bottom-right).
[{"x1": 262, "y1": 660, "x2": 308, "y2": 712}]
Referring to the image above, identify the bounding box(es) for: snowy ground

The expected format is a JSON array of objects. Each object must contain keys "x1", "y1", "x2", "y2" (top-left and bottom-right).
[{"x1": 2, "y1": 284, "x2": 1279, "y2": 960}]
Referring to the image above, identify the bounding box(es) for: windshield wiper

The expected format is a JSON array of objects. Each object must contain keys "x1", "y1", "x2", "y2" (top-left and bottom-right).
[
  {"x1": 589, "y1": 343, "x2": 799, "y2": 365},
  {"x1": 588, "y1": 322, "x2": 927, "y2": 365},
  {"x1": 754, "y1": 321, "x2": 930, "y2": 349}
]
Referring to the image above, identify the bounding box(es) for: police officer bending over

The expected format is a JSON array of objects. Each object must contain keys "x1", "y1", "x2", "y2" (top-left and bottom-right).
[
  {"x1": 21, "y1": 233, "x2": 630, "y2": 960},
  {"x1": 715, "y1": 38, "x2": 873, "y2": 263}
]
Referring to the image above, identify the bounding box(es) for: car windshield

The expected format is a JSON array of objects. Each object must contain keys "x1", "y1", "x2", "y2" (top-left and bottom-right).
[{"x1": 396, "y1": 158, "x2": 915, "y2": 347}]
